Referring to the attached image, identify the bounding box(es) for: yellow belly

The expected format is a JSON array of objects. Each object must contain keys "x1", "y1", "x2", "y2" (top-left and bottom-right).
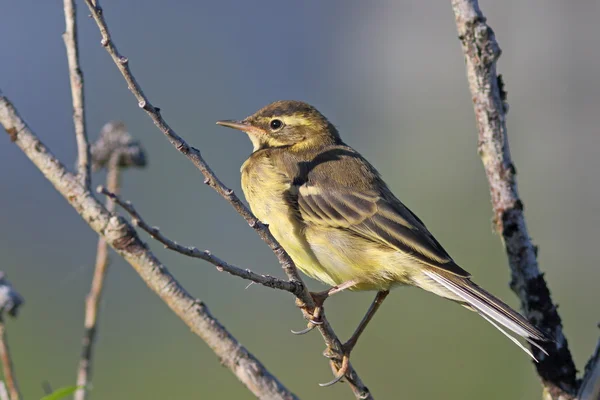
[{"x1": 241, "y1": 156, "x2": 410, "y2": 291}]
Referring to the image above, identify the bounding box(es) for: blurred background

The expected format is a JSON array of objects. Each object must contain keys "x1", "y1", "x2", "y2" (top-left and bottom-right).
[{"x1": 1, "y1": 0, "x2": 599, "y2": 399}]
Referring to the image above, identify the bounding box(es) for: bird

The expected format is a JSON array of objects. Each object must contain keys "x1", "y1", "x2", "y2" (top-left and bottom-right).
[{"x1": 216, "y1": 100, "x2": 551, "y2": 386}]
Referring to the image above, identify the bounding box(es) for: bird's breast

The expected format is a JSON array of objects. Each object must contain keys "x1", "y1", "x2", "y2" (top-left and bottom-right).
[
  {"x1": 241, "y1": 157, "x2": 292, "y2": 226},
  {"x1": 241, "y1": 157, "x2": 337, "y2": 285}
]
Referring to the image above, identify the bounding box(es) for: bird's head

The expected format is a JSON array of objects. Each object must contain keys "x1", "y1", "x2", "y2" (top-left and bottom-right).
[{"x1": 217, "y1": 100, "x2": 341, "y2": 152}]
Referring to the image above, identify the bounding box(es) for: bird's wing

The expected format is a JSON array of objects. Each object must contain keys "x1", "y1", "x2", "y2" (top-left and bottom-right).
[{"x1": 295, "y1": 151, "x2": 470, "y2": 277}]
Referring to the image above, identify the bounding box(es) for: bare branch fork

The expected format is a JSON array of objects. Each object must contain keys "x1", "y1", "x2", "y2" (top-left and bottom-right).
[
  {"x1": 81, "y1": 0, "x2": 373, "y2": 397},
  {"x1": 0, "y1": 97, "x2": 298, "y2": 400},
  {"x1": 75, "y1": 122, "x2": 147, "y2": 400},
  {"x1": 451, "y1": 0, "x2": 599, "y2": 399}
]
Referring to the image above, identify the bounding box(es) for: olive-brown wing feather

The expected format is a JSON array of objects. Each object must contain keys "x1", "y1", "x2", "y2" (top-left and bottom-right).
[{"x1": 297, "y1": 184, "x2": 470, "y2": 277}]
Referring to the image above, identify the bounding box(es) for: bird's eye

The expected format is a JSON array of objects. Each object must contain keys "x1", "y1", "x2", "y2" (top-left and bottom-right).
[{"x1": 270, "y1": 119, "x2": 283, "y2": 130}]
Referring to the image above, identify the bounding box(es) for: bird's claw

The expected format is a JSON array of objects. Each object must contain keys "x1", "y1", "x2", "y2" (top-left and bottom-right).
[
  {"x1": 291, "y1": 322, "x2": 318, "y2": 335},
  {"x1": 293, "y1": 295, "x2": 325, "y2": 335},
  {"x1": 320, "y1": 341, "x2": 356, "y2": 386},
  {"x1": 319, "y1": 353, "x2": 350, "y2": 387},
  {"x1": 290, "y1": 326, "x2": 313, "y2": 335},
  {"x1": 291, "y1": 314, "x2": 323, "y2": 335}
]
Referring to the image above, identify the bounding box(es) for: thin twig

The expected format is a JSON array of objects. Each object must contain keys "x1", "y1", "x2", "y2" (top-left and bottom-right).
[
  {"x1": 0, "y1": 96, "x2": 298, "y2": 400},
  {"x1": 75, "y1": 123, "x2": 146, "y2": 398},
  {"x1": 82, "y1": 2, "x2": 372, "y2": 397},
  {"x1": 63, "y1": 0, "x2": 90, "y2": 188},
  {"x1": 75, "y1": 152, "x2": 123, "y2": 400},
  {"x1": 75, "y1": 122, "x2": 146, "y2": 400},
  {"x1": 451, "y1": 1, "x2": 578, "y2": 399},
  {"x1": 0, "y1": 319, "x2": 19, "y2": 400},
  {"x1": 99, "y1": 187, "x2": 298, "y2": 293}
]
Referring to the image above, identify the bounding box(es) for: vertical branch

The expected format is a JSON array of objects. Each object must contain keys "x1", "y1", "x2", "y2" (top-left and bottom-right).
[
  {"x1": 74, "y1": 157, "x2": 119, "y2": 400},
  {"x1": 450, "y1": 1, "x2": 578, "y2": 399},
  {"x1": 63, "y1": 0, "x2": 91, "y2": 188},
  {"x1": 0, "y1": 320, "x2": 19, "y2": 400},
  {"x1": 0, "y1": 273, "x2": 23, "y2": 400},
  {"x1": 75, "y1": 123, "x2": 146, "y2": 400}
]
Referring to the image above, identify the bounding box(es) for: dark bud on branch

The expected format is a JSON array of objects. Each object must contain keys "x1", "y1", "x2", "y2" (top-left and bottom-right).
[
  {"x1": 0, "y1": 272, "x2": 24, "y2": 318},
  {"x1": 90, "y1": 121, "x2": 147, "y2": 171}
]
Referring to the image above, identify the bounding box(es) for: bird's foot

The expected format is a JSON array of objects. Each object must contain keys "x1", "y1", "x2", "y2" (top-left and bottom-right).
[
  {"x1": 291, "y1": 281, "x2": 359, "y2": 335},
  {"x1": 319, "y1": 289, "x2": 389, "y2": 386},
  {"x1": 320, "y1": 339, "x2": 356, "y2": 387},
  {"x1": 291, "y1": 290, "x2": 330, "y2": 335}
]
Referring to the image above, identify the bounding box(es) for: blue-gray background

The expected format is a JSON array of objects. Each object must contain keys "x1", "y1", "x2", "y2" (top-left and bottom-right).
[{"x1": 1, "y1": 1, "x2": 598, "y2": 399}]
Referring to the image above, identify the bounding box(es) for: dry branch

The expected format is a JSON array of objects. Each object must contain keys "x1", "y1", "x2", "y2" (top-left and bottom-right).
[
  {"x1": 62, "y1": 0, "x2": 91, "y2": 188},
  {"x1": 75, "y1": 122, "x2": 147, "y2": 400},
  {"x1": 90, "y1": 121, "x2": 146, "y2": 172},
  {"x1": 0, "y1": 96, "x2": 298, "y2": 400},
  {"x1": 82, "y1": 1, "x2": 373, "y2": 397},
  {"x1": 0, "y1": 273, "x2": 23, "y2": 400},
  {"x1": 451, "y1": 0, "x2": 579, "y2": 399},
  {"x1": 0, "y1": 322, "x2": 18, "y2": 400}
]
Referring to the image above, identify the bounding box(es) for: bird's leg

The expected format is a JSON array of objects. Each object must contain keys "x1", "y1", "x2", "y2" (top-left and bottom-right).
[
  {"x1": 309, "y1": 280, "x2": 358, "y2": 322},
  {"x1": 292, "y1": 279, "x2": 358, "y2": 335},
  {"x1": 320, "y1": 290, "x2": 390, "y2": 387}
]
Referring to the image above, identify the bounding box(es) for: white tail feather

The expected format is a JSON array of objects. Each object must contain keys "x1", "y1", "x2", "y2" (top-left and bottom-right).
[
  {"x1": 478, "y1": 313, "x2": 538, "y2": 361},
  {"x1": 422, "y1": 270, "x2": 548, "y2": 360}
]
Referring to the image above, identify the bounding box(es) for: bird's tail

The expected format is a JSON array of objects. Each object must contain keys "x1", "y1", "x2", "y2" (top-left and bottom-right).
[{"x1": 421, "y1": 269, "x2": 552, "y2": 361}]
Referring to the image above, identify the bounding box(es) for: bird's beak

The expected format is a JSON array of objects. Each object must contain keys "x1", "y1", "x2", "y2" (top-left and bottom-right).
[{"x1": 216, "y1": 120, "x2": 265, "y2": 135}]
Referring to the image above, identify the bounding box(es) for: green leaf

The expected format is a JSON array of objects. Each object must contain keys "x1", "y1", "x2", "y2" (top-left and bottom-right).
[{"x1": 40, "y1": 385, "x2": 85, "y2": 400}]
